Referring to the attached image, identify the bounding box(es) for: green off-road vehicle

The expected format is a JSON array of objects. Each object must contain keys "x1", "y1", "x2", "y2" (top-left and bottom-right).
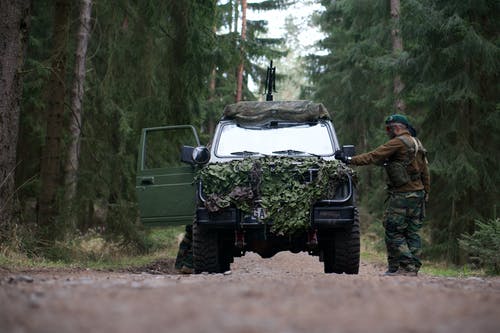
[{"x1": 136, "y1": 100, "x2": 359, "y2": 274}]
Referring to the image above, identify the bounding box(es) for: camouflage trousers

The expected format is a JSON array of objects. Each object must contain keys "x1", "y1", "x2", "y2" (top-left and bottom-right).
[
  {"x1": 175, "y1": 225, "x2": 193, "y2": 270},
  {"x1": 384, "y1": 190, "x2": 425, "y2": 273}
]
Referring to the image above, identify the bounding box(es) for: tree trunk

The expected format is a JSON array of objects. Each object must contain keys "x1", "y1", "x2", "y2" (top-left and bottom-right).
[
  {"x1": 167, "y1": 1, "x2": 190, "y2": 124},
  {"x1": 0, "y1": 0, "x2": 31, "y2": 235},
  {"x1": 390, "y1": 0, "x2": 405, "y2": 112},
  {"x1": 232, "y1": 0, "x2": 239, "y2": 34},
  {"x1": 235, "y1": 0, "x2": 247, "y2": 102},
  {"x1": 38, "y1": 0, "x2": 71, "y2": 229},
  {"x1": 208, "y1": 61, "x2": 217, "y2": 137},
  {"x1": 64, "y1": 0, "x2": 92, "y2": 204}
]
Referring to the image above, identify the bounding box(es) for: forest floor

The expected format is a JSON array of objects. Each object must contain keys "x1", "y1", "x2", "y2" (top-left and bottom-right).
[{"x1": 1, "y1": 251, "x2": 499, "y2": 333}]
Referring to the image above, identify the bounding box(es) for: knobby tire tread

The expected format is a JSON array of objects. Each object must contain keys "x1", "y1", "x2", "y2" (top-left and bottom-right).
[{"x1": 322, "y1": 208, "x2": 360, "y2": 274}]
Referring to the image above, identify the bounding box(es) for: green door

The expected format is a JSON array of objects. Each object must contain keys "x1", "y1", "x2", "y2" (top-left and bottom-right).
[{"x1": 136, "y1": 125, "x2": 201, "y2": 227}]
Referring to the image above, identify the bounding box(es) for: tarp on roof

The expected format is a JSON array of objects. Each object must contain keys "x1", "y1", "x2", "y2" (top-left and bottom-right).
[{"x1": 222, "y1": 100, "x2": 330, "y2": 124}]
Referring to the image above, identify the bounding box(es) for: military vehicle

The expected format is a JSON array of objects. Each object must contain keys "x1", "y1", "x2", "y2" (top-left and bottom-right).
[{"x1": 136, "y1": 64, "x2": 358, "y2": 274}]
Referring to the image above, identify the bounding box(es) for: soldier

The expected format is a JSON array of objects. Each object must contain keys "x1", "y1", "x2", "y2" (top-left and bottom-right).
[
  {"x1": 335, "y1": 114, "x2": 430, "y2": 276},
  {"x1": 175, "y1": 225, "x2": 194, "y2": 274}
]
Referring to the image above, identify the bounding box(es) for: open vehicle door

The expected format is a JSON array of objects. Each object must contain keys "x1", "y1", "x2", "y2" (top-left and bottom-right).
[{"x1": 136, "y1": 125, "x2": 200, "y2": 226}]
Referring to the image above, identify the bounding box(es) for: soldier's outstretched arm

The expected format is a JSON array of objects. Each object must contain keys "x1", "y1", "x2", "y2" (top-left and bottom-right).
[{"x1": 350, "y1": 138, "x2": 403, "y2": 166}]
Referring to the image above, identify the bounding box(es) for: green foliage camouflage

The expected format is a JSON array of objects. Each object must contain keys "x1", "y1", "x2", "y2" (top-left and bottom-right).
[
  {"x1": 222, "y1": 101, "x2": 330, "y2": 125},
  {"x1": 196, "y1": 157, "x2": 355, "y2": 235}
]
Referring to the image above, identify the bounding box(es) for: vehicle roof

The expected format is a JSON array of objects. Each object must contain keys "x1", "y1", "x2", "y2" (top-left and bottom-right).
[{"x1": 222, "y1": 100, "x2": 331, "y2": 125}]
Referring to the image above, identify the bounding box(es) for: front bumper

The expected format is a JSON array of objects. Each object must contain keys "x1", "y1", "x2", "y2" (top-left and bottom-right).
[
  {"x1": 196, "y1": 206, "x2": 355, "y2": 229},
  {"x1": 312, "y1": 206, "x2": 355, "y2": 228}
]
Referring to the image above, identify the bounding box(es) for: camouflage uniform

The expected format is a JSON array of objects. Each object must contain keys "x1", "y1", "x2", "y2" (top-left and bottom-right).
[
  {"x1": 175, "y1": 225, "x2": 194, "y2": 272},
  {"x1": 383, "y1": 190, "x2": 425, "y2": 272},
  {"x1": 349, "y1": 121, "x2": 430, "y2": 275}
]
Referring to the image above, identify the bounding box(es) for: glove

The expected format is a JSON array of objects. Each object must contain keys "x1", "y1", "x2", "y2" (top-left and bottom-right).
[{"x1": 334, "y1": 150, "x2": 350, "y2": 164}]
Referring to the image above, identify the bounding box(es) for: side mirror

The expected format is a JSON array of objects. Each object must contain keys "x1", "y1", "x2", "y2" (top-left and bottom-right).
[
  {"x1": 181, "y1": 145, "x2": 210, "y2": 165},
  {"x1": 192, "y1": 146, "x2": 210, "y2": 164},
  {"x1": 342, "y1": 145, "x2": 355, "y2": 157}
]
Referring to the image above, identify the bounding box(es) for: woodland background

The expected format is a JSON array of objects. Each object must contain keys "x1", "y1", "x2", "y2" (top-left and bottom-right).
[{"x1": 0, "y1": 0, "x2": 499, "y2": 271}]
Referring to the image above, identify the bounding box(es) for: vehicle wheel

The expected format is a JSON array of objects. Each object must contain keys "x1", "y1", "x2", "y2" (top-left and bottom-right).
[
  {"x1": 321, "y1": 208, "x2": 360, "y2": 274},
  {"x1": 193, "y1": 222, "x2": 220, "y2": 273},
  {"x1": 322, "y1": 239, "x2": 335, "y2": 273},
  {"x1": 218, "y1": 238, "x2": 234, "y2": 272},
  {"x1": 332, "y1": 208, "x2": 360, "y2": 274}
]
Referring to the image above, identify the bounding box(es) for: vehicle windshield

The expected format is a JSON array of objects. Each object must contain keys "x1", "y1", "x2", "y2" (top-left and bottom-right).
[{"x1": 215, "y1": 122, "x2": 336, "y2": 157}]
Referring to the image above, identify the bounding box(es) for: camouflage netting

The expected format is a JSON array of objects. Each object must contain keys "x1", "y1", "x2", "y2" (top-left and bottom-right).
[
  {"x1": 196, "y1": 157, "x2": 356, "y2": 235},
  {"x1": 222, "y1": 100, "x2": 330, "y2": 125}
]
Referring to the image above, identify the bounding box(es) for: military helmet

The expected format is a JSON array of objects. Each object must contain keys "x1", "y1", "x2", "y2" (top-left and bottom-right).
[{"x1": 385, "y1": 114, "x2": 410, "y2": 127}]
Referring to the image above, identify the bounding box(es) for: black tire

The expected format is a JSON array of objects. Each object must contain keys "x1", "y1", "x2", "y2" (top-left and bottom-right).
[
  {"x1": 193, "y1": 222, "x2": 219, "y2": 273},
  {"x1": 322, "y1": 240, "x2": 335, "y2": 273},
  {"x1": 334, "y1": 208, "x2": 360, "y2": 274},
  {"x1": 322, "y1": 208, "x2": 360, "y2": 274},
  {"x1": 218, "y1": 241, "x2": 233, "y2": 273},
  {"x1": 192, "y1": 223, "x2": 233, "y2": 273}
]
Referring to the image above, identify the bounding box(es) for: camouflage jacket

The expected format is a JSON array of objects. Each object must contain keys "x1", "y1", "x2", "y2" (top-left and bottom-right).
[{"x1": 350, "y1": 131, "x2": 430, "y2": 193}]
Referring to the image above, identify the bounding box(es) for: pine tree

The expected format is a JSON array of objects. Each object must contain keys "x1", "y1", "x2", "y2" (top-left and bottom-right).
[
  {"x1": 309, "y1": 0, "x2": 500, "y2": 263},
  {"x1": 390, "y1": 0, "x2": 405, "y2": 111},
  {"x1": 64, "y1": 0, "x2": 93, "y2": 207},
  {"x1": 0, "y1": 0, "x2": 31, "y2": 240},
  {"x1": 75, "y1": 0, "x2": 217, "y2": 240},
  {"x1": 306, "y1": 0, "x2": 394, "y2": 203},
  {"x1": 15, "y1": 0, "x2": 219, "y2": 246},
  {"x1": 402, "y1": 0, "x2": 500, "y2": 262},
  {"x1": 200, "y1": 0, "x2": 291, "y2": 136},
  {"x1": 37, "y1": 0, "x2": 71, "y2": 235},
  {"x1": 16, "y1": 0, "x2": 54, "y2": 228},
  {"x1": 236, "y1": 0, "x2": 247, "y2": 102},
  {"x1": 245, "y1": 0, "x2": 291, "y2": 97}
]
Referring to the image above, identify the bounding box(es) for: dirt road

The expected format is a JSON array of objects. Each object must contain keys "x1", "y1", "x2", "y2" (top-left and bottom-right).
[{"x1": 1, "y1": 252, "x2": 499, "y2": 333}]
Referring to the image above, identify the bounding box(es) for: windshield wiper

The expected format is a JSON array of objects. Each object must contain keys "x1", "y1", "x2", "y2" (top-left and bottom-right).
[
  {"x1": 261, "y1": 122, "x2": 303, "y2": 129},
  {"x1": 272, "y1": 150, "x2": 320, "y2": 157},
  {"x1": 230, "y1": 151, "x2": 261, "y2": 156}
]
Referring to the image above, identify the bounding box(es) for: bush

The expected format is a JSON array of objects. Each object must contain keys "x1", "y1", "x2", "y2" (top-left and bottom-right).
[
  {"x1": 363, "y1": 218, "x2": 386, "y2": 253},
  {"x1": 459, "y1": 218, "x2": 500, "y2": 274}
]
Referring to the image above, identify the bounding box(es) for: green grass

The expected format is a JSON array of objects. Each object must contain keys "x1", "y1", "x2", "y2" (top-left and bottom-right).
[
  {"x1": 360, "y1": 234, "x2": 487, "y2": 278},
  {"x1": 419, "y1": 262, "x2": 486, "y2": 278},
  {"x1": 359, "y1": 208, "x2": 488, "y2": 278},
  {"x1": 0, "y1": 226, "x2": 184, "y2": 271},
  {"x1": 0, "y1": 225, "x2": 490, "y2": 277}
]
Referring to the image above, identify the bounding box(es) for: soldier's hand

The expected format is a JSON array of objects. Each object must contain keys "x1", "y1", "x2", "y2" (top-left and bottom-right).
[
  {"x1": 334, "y1": 150, "x2": 349, "y2": 164},
  {"x1": 424, "y1": 192, "x2": 429, "y2": 202}
]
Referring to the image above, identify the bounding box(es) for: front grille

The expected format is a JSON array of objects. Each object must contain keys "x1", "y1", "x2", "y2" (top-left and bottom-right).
[
  {"x1": 303, "y1": 168, "x2": 352, "y2": 202},
  {"x1": 302, "y1": 168, "x2": 319, "y2": 184}
]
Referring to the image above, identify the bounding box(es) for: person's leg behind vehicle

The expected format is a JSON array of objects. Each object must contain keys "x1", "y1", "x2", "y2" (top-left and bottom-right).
[{"x1": 175, "y1": 224, "x2": 194, "y2": 273}]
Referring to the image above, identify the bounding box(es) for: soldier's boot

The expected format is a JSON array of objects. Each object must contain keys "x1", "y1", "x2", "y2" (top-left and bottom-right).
[
  {"x1": 400, "y1": 263, "x2": 418, "y2": 276},
  {"x1": 384, "y1": 263, "x2": 418, "y2": 277},
  {"x1": 383, "y1": 269, "x2": 398, "y2": 276},
  {"x1": 175, "y1": 226, "x2": 194, "y2": 274},
  {"x1": 384, "y1": 254, "x2": 399, "y2": 275},
  {"x1": 383, "y1": 269, "x2": 418, "y2": 277}
]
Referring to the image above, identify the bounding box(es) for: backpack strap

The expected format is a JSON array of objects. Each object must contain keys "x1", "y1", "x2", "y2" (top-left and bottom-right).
[
  {"x1": 396, "y1": 135, "x2": 417, "y2": 166},
  {"x1": 396, "y1": 135, "x2": 427, "y2": 182}
]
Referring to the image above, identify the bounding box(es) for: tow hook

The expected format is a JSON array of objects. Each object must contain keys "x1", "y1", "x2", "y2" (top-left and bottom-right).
[{"x1": 235, "y1": 230, "x2": 246, "y2": 248}]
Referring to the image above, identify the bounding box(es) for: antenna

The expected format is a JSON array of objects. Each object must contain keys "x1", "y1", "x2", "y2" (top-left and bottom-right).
[{"x1": 265, "y1": 60, "x2": 276, "y2": 101}]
